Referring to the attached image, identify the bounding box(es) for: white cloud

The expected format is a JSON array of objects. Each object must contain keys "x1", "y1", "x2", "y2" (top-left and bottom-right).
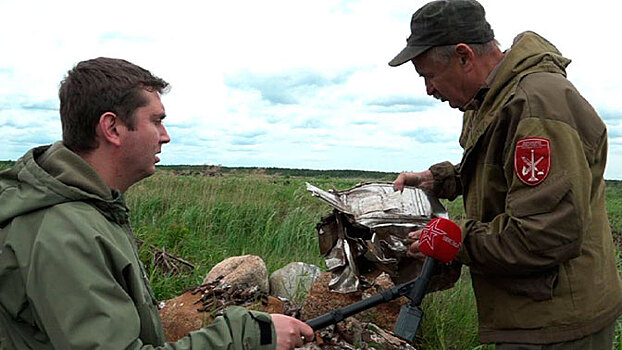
[{"x1": 1, "y1": 0, "x2": 621, "y2": 179}]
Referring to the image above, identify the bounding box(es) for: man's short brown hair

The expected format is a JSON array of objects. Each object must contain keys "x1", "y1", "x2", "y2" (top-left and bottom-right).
[{"x1": 59, "y1": 57, "x2": 169, "y2": 153}]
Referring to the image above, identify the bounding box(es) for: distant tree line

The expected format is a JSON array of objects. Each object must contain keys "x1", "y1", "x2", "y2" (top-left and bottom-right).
[
  {"x1": 0, "y1": 161, "x2": 15, "y2": 171},
  {"x1": 2, "y1": 161, "x2": 621, "y2": 183},
  {"x1": 157, "y1": 164, "x2": 398, "y2": 180}
]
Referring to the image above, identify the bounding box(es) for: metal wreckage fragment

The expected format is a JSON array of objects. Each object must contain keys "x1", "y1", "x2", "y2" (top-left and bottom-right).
[{"x1": 307, "y1": 182, "x2": 461, "y2": 293}]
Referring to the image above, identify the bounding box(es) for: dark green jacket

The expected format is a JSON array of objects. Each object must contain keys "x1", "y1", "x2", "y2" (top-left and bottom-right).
[
  {"x1": 0, "y1": 142, "x2": 276, "y2": 349},
  {"x1": 429, "y1": 32, "x2": 622, "y2": 344}
]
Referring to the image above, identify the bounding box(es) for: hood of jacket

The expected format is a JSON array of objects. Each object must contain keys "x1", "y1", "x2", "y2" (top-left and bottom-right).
[
  {"x1": 486, "y1": 31, "x2": 571, "y2": 107},
  {"x1": 460, "y1": 31, "x2": 572, "y2": 150},
  {"x1": 0, "y1": 142, "x2": 129, "y2": 227}
]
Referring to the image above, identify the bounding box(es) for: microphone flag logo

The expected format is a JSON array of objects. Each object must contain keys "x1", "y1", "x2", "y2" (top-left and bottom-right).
[{"x1": 418, "y1": 218, "x2": 462, "y2": 263}]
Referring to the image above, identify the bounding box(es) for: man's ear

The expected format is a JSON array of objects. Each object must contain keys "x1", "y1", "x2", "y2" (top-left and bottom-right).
[
  {"x1": 455, "y1": 43, "x2": 474, "y2": 70},
  {"x1": 98, "y1": 112, "x2": 122, "y2": 147}
]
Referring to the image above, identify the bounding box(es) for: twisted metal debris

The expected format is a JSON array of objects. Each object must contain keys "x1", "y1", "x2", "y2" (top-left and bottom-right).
[{"x1": 307, "y1": 182, "x2": 459, "y2": 293}]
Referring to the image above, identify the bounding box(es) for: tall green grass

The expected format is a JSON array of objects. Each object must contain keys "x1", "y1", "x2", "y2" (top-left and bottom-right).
[
  {"x1": 125, "y1": 171, "x2": 622, "y2": 349},
  {"x1": 126, "y1": 173, "x2": 366, "y2": 297}
]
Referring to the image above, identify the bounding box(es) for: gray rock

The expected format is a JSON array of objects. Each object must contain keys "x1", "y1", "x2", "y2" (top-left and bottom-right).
[{"x1": 269, "y1": 262, "x2": 321, "y2": 302}]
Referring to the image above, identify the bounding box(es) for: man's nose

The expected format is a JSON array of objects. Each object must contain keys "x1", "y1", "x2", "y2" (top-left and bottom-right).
[
  {"x1": 161, "y1": 125, "x2": 171, "y2": 144},
  {"x1": 425, "y1": 79, "x2": 435, "y2": 96}
]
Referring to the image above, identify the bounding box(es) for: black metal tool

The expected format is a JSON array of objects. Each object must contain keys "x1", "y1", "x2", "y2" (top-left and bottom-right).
[{"x1": 306, "y1": 257, "x2": 437, "y2": 342}]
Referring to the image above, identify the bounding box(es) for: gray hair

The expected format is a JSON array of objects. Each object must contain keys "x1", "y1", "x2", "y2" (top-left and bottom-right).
[{"x1": 425, "y1": 40, "x2": 500, "y2": 65}]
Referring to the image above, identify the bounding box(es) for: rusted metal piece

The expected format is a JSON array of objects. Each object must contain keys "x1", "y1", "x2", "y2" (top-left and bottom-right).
[
  {"x1": 189, "y1": 277, "x2": 270, "y2": 316},
  {"x1": 307, "y1": 182, "x2": 460, "y2": 293}
]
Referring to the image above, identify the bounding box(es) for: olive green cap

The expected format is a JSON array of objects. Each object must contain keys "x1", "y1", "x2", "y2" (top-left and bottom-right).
[{"x1": 389, "y1": 0, "x2": 494, "y2": 67}]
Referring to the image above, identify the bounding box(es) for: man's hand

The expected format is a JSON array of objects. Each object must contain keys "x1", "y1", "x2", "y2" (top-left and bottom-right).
[
  {"x1": 271, "y1": 314, "x2": 314, "y2": 350},
  {"x1": 406, "y1": 229, "x2": 426, "y2": 261},
  {"x1": 393, "y1": 170, "x2": 434, "y2": 193}
]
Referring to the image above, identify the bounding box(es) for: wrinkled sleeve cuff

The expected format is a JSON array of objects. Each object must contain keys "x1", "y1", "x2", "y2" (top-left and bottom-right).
[
  {"x1": 429, "y1": 162, "x2": 460, "y2": 200},
  {"x1": 187, "y1": 306, "x2": 277, "y2": 350},
  {"x1": 250, "y1": 311, "x2": 276, "y2": 349}
]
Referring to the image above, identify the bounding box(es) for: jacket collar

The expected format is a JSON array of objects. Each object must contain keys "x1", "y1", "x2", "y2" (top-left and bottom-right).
[
  {"x1": 23, "y1": 142, "x2": 129, "y2": 225},
  {"x1": 458, "y1": 32, "x2": 571, "y2": 172}
]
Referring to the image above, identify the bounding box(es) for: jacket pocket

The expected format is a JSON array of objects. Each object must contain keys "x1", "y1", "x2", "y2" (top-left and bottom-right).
[
  {"x1": 507, "y1": 173, "x2": 583, "y2": 261},
  {"x1": 500, "y1": 174, "x2": 582, "y2": 301},
  {"x1": 493, "y1": 266, "x2": 558, "y2": 301},
  {"x1": 509, "y1": 173, "x2": 572, "y2": 217}
]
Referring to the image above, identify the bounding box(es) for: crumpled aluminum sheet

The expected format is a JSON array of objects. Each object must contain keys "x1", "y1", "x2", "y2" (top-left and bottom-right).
[{"x1": 307, "y1": 182, "x2": 460, "y2": 293}]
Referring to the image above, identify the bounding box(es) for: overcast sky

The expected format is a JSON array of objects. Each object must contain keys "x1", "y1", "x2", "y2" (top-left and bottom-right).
[{"x1": 1, "y1": 0, "x2": 621, "y2": 179}]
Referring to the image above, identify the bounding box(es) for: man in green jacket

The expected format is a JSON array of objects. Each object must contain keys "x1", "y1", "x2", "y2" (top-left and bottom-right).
[
  {"x1": 389, "y1": 0, "x2": 622, "y2": 348},
  {"x1": 0, "y1": 57, "x2": 314, "y2": 349}
]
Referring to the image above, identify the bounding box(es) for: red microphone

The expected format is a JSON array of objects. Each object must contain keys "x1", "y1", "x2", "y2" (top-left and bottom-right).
[
  {"x1": 418, "y1": 217, "x2": 462, "y2": 263},
  {"x1": 393, "y1": 218, "x2": 462, "y2": 341}
]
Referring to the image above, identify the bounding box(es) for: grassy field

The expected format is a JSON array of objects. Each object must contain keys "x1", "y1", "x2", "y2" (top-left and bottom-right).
[
  {"x1": 2, "y1": 159, "x2": 620, "y2": 348},
  {"x1": 121, "y1": 168, "x2": 622, "y2": 349},
  {"x1": 126, "y1": 172, "x2": 378, "y2": 297}
]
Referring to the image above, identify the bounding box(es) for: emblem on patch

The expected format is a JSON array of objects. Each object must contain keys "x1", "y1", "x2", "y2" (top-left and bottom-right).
[{"x1": 514, "y1": 137, "x2": 551, "y2": 186}]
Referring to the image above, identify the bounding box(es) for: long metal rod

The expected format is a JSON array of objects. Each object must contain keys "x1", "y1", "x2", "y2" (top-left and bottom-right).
[{"x1": 305, "y1": 258, "x2": 437, "y2": 331}]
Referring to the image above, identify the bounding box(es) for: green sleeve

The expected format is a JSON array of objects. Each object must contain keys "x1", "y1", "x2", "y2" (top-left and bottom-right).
[
  {"x1": 457, "y1": 94, "x2": 598, "y2": 276},
  {"x1": 27, "y1": 208, "x2": 276, "y2": 350},
  {"x1": 155, "y1": 308, "x2": 276, "y2": 350},
  {"x1": 429, "y1": 161, "x2": 462, "y2": 200}
]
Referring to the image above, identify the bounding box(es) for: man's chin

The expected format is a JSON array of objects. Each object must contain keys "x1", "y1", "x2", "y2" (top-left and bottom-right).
[
  {"x1": 447, "y1": 101, "x2": 460, "y2": 110},
  {"x1": 140, "y1": 166, "x2": 157, "y2": 180},
  {"x1": 451, "y1": 101, "x2": 467, "y2": 112}
]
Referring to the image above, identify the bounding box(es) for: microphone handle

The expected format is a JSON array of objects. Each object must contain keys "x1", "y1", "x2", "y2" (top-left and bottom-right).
[
  {"x1": 306, "y1": 281, "x2": 404, "y2": 330},
  {"x1": 393, "y1": 257, "x2": 439, "y2": 342},
  {"x1": 306, "y1": 257, "x2": 442, "y2": 331},
  {"x1": 408, "y1": 257, "x2": 437, "y2": 306}
]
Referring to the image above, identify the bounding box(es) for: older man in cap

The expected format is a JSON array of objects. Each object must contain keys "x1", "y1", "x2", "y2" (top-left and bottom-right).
[{"x1": 390, "y1": 0, "x2": 622, "y2": 349}]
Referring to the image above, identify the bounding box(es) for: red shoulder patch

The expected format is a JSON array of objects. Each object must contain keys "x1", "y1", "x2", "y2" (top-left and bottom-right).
[{"x1": 514, "y1": 137, "x2": 551, "y2": 186}]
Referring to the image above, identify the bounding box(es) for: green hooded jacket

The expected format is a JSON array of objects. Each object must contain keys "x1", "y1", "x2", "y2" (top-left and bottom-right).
[
  {"x1": 0, "y1": 142, "x2": 277, "y2": 349},
  {"x1": 429, "y1": 32, "x2": 622, "y2": 344}
]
